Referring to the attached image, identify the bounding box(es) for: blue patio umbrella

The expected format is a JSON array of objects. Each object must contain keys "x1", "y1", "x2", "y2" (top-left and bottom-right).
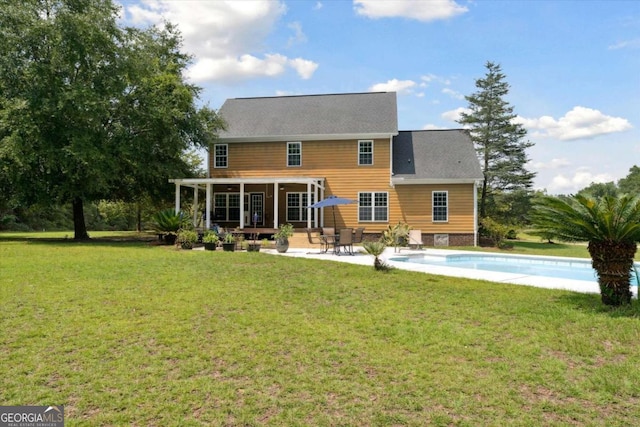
[{"x1": 308, "y1": 195, "x2": 356, "y2": 227}]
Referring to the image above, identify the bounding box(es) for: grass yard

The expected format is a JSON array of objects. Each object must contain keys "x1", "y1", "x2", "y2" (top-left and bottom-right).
[{"x1": 1, "y1": 234, "x2": 640, "y2": 425}]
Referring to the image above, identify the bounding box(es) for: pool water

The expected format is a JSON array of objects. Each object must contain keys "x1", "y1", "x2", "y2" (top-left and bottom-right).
[{"x1": 390, "y1": 254, "x2": 640, "y2": 285}]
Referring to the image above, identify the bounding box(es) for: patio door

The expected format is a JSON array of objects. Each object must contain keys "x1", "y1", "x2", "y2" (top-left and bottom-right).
[{"x1": 250, "y1": 193, "x2": 264, "y2": 226}]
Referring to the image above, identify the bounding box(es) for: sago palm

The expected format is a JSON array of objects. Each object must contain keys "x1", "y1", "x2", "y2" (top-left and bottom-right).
[
  {"x1": 530, "y1": 194, "x2": 640, "y2": 306},
  {"x1": 363, "y1": 241, "x2": 387, "y2": 270}
]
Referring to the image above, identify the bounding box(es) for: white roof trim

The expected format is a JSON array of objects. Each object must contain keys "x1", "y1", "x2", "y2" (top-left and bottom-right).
[
  {"x1": 218, "y1": 132, "x2": 397, "y2": 143},
  {"x1": 392, "y1": 178, "x2": 482, "y2": 185}
]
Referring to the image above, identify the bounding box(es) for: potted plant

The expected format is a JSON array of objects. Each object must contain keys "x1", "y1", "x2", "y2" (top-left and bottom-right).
[
  {"x1": 274, "y1": 223, "x2": 294, "y2": 253},
  {"x1": 177, "y1": 229, "x2": 198, "y2": 250},
  {"x1": 202, "y1": 230, "x2": 219, "y2": 251},
  {"x1": 222, "y1": 233, "x2": 236, "y2": 252},
  {"x1": 247, "y1": 237, "x2": 261, "y2": 252},
  {"x1": 152, "y1": 208, "x2": 187, "y2": 245}
]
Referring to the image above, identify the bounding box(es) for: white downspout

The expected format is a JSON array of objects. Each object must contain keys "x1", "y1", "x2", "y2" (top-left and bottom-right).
[{"x1": 473, "y1": 180, "x2": 479, "y2": 246}]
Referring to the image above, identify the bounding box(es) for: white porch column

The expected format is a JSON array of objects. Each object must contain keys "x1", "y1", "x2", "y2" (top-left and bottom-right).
[
  {"x1": 306, "y1": 182, "x2": 312, "y2": 229},
  {"x1": 273, "y1": 182, "x2": 279, "y2": 229},
  {"x1": 239, "y1": 183, "x2": 245, "y2": 228},
  {"x1": 205, "y1": 183, "x2": 211, "y2": 230},
  {"x1": 313, "y1": 181, "x2": 319, "y2": 228},
  {"x1": 193, "y1": 186, "x2": 199, "y2": 227},
  {"x1": 174, "y1": 182, "x2": 181, "y2": 214}
]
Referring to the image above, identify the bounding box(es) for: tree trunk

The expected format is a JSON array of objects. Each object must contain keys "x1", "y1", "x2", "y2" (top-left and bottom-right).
[
  {"x1": 72, "y1": 197, "x2": 90, "y2": 240},
  {"x1": 588, "y1": 240, "x2": 636, "y2": 306},
  {"x1": 136, "y1": 203, "x2": 142, "y2": 233}
]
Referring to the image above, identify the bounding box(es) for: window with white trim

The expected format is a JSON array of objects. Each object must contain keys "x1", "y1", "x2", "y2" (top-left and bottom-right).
[
  {"x1": 358, "y1": 140, "x2": 373, "y2": 165},
  {"x1": 358, "y1": 192, "x2": 388, "y2": 222},
  {"x1": 214, "y1": 144, "x2": 228, "y2": 168},
  {"x1": 287, "y1": 142, "x2": 301, "y2": 167},
  {"x1": 286, "y1": 192, "x2": 315, "y2": 222},
  {"x1": 432, "y1": 191, "x2": 448, "y2": 222},
  {"x1": 214, "y1": 193, "x2": 240, "y2": 221}
]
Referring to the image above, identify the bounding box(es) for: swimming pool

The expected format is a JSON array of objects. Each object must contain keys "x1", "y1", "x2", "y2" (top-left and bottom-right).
[{"x1": 389, "y1": 253, "x2": 639, "y2": 285}]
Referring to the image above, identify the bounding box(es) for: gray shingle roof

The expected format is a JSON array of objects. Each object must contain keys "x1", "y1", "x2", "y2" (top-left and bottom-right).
[
  {"x1": 218, "y1": 92, "x2": 398, "y2": 141},
  {"x1": 392, "y1": 130, "x2": 484, "y2": 183}
]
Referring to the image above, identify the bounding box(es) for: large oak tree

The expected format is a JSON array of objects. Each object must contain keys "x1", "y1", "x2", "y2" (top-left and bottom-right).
[{"x1": 0, "y1": 0, "x2": 223, "y2": 239}]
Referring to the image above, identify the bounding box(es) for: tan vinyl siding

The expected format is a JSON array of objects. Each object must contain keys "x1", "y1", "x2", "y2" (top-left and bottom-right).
[
  {"x1": 209, "y1": 139, "x2": 476, "y2": 234},
  {"x1": 394, "y1": 184, "x2": 476, "y2": 233}
]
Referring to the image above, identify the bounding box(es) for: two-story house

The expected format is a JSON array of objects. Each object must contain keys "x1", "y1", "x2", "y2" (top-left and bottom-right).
[{"x1": 170, "y1": 91, "x2": 484, "y2": 246}]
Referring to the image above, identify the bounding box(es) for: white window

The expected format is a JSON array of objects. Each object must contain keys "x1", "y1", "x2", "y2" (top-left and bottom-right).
[
  {"x1": 358, "y1": 192, "x2": 388, "y2": 222},
  {"x1": 214, "y1": 193, "x2": 240, "y2": 221},
  {"x1": 433, "y1": 191, "x2": 448, "y2": 222},
  {"x1": 286, "y1": 193, "x2": 315, "y2": 222},
  {"x1": 287, "y1": 142, "x2": 301, "y2": 167},
  {"x1": 214, "y1": 144, "x2": 228, "y2": 168},
  {"x1": 358, "y1": 140, "x2": 373, "y2": 165}
]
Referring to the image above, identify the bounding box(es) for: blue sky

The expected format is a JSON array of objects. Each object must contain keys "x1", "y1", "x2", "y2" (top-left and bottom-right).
[{"x1": 117, "y1": 0, "x2": 639, "y2": 194}]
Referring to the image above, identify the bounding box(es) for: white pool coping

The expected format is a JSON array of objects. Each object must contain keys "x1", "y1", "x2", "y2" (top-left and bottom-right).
[{"x1": 265, "y1": 247, "x2": 639, "y2": 297}]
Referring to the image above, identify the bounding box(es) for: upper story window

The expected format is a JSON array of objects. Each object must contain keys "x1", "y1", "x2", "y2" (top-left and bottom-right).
[
  {"x1": 214, "y1": 144, "x2": 228, "y2": 168},
  {"x1": 432, "y1": 191, "x2": 448, "y2": 222},
  {"x1": 358, "y1": 140, "x2": 373, "y2": 165},
  {"x1": 358, "y1": 192, "x2": 388, "y2": 222},
  {"x1": 287, "y1": 142, "x2": 301, "y2": 167}
]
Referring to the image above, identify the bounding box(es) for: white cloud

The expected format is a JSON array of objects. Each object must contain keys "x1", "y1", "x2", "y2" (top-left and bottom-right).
[
  {"x1": 441, "y1": 107, "x2": 470, "y2": 123},
  {"x1": 547, "y1": 168, "x2": 615, "y2": 194},
  {"x1": 122, "y1": 0, "x2": 318, "y2": 83},
  {"x1": 314, "y1": 2, "x2": 323, "y2": 11},
  {"x1": 354, "y1": 0, "x2": 468, "y2": 21},
  {"x1": 531, "y1": 158, "x2": 571, "y2": 170},
  {"x1": 287, "y1": 22, "x2": 307, "y2": 47},
  {"x1": 608, "y1": 38, "x2": 640, "y2": 50},
  {"x1": 516, "y1": 106, "x2": 632, "y2": 141},
  {"x1": 442, "y1": 88, "x2": 464, "y2": 100},
  {"x1": 423, "y1": 123, "x2": 445, "y2": 130},
  {"x1": 289, "y1": 58, "x2": 319, "y2": 79},
  {"x1": 369, "y1": 79, "x2": 416, "y2": 94}
]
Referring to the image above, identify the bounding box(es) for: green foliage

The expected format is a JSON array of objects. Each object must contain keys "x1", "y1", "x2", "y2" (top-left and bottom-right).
[
  {"x1": 577, "y1": 181, "x2": 619, "y2": 200},
  {"x1": 0, "y1": 0, "x2": 224, "y2": 239},
  {"x1": 382, "y1": 222, "x2": 410, "y2": 250},
  {"x1": 152, "y1": 209, "x2": 188, "y2": 235},
  {"x1": 480, "y1": 217, "x2": 511, "y2": 248},
  {"x1": 531, "y1": 194, "x2": 640, "y2": 244},
  {"x1": 177, "y1": 228, "x2": 197, "y2": 248},
  {"x1": 530, "y1": 194, "x2": 640, "y2": 305},
  {"x1": 362, "y1": 241, "x2": 389, "y2": 271},
  {"x1": 618, "y1": 165, "x2": 640, "y2": 196},
  {"x1": 223, "y1": 233, "x2": 236, "y2": 244},
  {"x1": 274, "y1": 223, "x2": 294, "y2": 240},
  {"x1": 457, "y1": 61, "x2": 535, "y2": 218},
  {"x1": 202, "y1": 230, "x2": 219, "y2": 244}
]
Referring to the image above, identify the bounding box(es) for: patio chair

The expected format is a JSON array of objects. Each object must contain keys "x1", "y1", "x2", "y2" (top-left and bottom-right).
[
  {"x1": 336, "y1": 228, "x2": 354, "y2": 255},
  {"x1": 408, "y1": 229, "x2": 423, "y2": 249},
  {"x1": 353, "y1": 227, "x2": 365, "y2": 244},
  {"x1": 306, "y1": 228, "x2": 327, "y2": 253}
]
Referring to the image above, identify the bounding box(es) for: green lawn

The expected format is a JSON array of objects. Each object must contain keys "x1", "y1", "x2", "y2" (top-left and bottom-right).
[{"x1": 1, "y1": 234, "x2": 640, "y2": 425}]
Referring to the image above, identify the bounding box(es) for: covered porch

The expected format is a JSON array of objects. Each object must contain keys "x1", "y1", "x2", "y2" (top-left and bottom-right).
[{"x1": 168, "y1": 177, "x2": 326, "y2": 231}]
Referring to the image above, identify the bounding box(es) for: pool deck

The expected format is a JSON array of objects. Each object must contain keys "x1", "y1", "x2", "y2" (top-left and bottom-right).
[{"x1": 265, "y1": 246, "x2": 638, "y2": 297}]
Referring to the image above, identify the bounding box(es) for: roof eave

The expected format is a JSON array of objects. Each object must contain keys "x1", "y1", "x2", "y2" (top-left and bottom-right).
[
  {"x1": 218, "y1": 132, "x2": 398, "y2": 143},
  {"x1": 392, "y1": 177, "x2": 483, "y2": 185}
]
